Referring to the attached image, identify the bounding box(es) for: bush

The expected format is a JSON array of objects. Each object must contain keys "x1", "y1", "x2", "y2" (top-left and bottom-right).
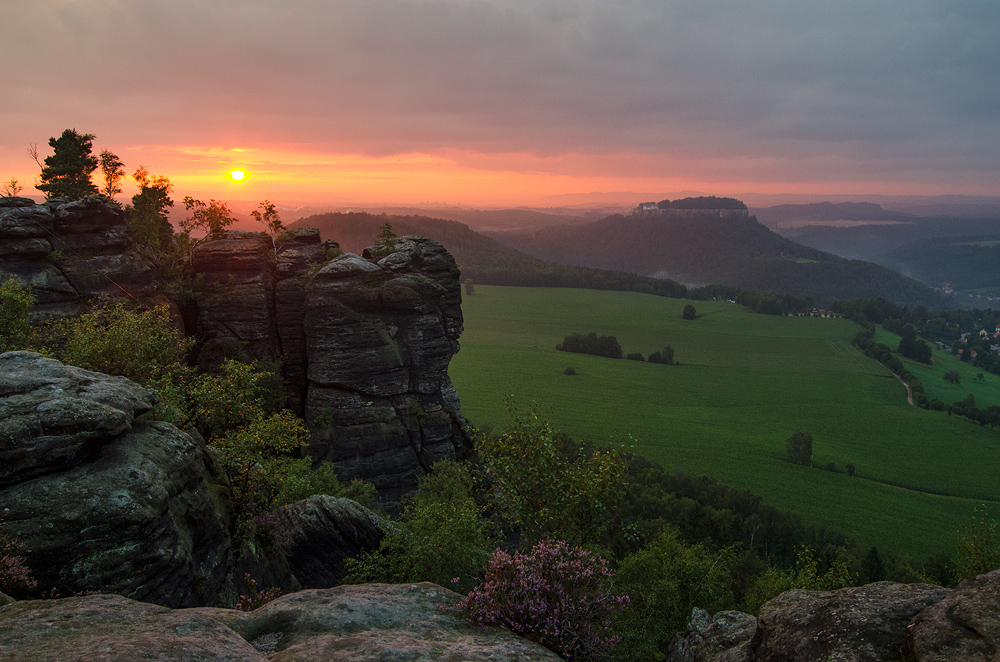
[
  {"x1": 647, "y1": 346, "x2": 675, "y2": 365},
  {"x1": 345, "y1": 460, "x2": 491, "y2": 593},
  {"x1": 611, "y1": 526, "x2": 735, "y2": 660},
  {"x1": 0, "y1": 526, "x2": 37, "y2": 596},
  {"x1": 556, "y1": 332, "x2": 623, "y2": 359},
  {"x1": 786, "y1": 431, "x2": 813, "y2": 466},
  {"x1": 626, "y1": 352, "x2": 645, "y2": 361},
  {"x1": 682, "y1": 304, "x2": 696, "y2": 320},
  {"x1": 944, "y1": 370, "x2": 961, "y2": 385},
  {"x1": 846, "y1": 463, "x2": 856, "y2": 477},
  {"x1": 476, "y1": 403, "x2": 631, "y2": 546},
  {"x1": 742, "y1": 546, "x2": 853, "y2": 614},
  {"x1": 563, "y1": 367, "x2": 576, "y2": 375},
  {"x1": 462, "y1": 540, "x2": 628, "y2": 662},
  {"x1": 234, "y1": 574, "x2": 280, "y2": 612},
  {"x1": 51, "y1": 301, "x2": 194, "y2": 385},
  {"x1": 956, "y1": 507, "x2": 1000, "y2": 582},
  {"x1": 0, "y1": 279, "x2": 35, "y2": 353}
]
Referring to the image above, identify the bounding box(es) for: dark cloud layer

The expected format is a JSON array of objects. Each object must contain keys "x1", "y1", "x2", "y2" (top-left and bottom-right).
[{"x1": 3, "y1": 0, "x2": 998, "y2": 189}]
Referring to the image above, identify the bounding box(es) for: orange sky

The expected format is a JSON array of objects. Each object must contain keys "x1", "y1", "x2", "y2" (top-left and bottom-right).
[{"x1": 2, "y1": 1, "x2": 998, "y2": 210}]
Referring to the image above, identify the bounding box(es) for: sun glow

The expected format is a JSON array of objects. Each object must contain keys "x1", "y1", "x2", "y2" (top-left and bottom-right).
[{"x1": 229, "y1": 169, "x2": 246, "y2": 181}]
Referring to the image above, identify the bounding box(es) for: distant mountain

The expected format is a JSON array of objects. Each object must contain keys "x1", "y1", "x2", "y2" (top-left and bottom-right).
[
  {"x1": 288, "y1": 212, "x2": 687, "y2": 297},
  {"x1": 752, "y1": 202, "x2": 915, "y2": 227},
  {"x1": 873, "y1": 236, "x2": 1000, "y2": 292},
  {"x1": 483, "y1": 210, "x2": 949, "y2": 308}
]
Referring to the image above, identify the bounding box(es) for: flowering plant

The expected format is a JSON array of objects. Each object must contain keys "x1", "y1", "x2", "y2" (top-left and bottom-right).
[{"x1": 462, "y1": 539, "x2": 627, "y2": 661}]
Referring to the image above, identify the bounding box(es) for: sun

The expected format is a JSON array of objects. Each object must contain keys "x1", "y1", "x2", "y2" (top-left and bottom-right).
[{"x1": 229, "y1": 169, "x2": 246, "y2": 182}]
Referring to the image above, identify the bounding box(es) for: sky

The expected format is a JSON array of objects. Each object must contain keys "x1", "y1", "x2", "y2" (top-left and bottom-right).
[{"x1": 2, "y1": 0, "x2": 998, "y2": 208}]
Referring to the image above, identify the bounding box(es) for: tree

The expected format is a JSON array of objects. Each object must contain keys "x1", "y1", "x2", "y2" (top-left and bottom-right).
[
  {"x1": 2, "y1": 178, "x2": 23, "y2": 197},
  {"x1": 98, "y1": 149, "x2": 126, "y2": 198},
  {"x1": 250, "y1": 199, "x2": 284, "y2": 237},
  {"x1": 126, "y1": 167, "x2": 174, "y2": 253},
  {"x1": 181, "y1": 196, "x2": 236, "y2": 240},
  {"x1": 786, "y1": 431, "x2": 813, "y2": 466},
  {"x1": 944, "y1": 370, "x2": 961, "y2": 385},
  {"x1": 0, "y1": 279, "x2": 36, "y2": 352},
  {"x1": 36, "y1": 129, "x2": 99, "y2": 199},
  {"x1": 682, "y1": 304, "x2": 697, "y2": 320}
]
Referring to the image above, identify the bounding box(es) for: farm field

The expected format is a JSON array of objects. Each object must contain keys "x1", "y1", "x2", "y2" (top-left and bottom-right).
[{"x1": 449, "y1": 285, "x2": 1000, "y2": 560}]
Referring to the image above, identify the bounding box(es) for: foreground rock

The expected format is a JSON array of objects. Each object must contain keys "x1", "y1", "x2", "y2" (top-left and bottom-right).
[
  {"x1": 0, "y1": 352, "x2": 234, "y2": 607},
  {"x1": 273, "y1": 496, "x2": 388, "y2": 589},
  {"x1": 751, "y1": 582, "x2": 952, "y2": 661},
  {"x1": 667, "y1": 608, "x2": 757, "y2": 662},
  {"x1": 907, "y1": 569, "x2": 1000, "y2": 661},
  {"x1": 0, "y1": 584, "x2": 561, "y2": 661}
]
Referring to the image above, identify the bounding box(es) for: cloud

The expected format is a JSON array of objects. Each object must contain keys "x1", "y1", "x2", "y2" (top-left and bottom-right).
[{"x1": 2, "y1": 0, "x2": 998, "y2": 194}]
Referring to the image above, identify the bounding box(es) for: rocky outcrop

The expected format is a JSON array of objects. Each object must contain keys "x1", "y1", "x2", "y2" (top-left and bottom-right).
[
  {"x1": 0, "y1": 351, "x2": 235, "y2": 607},
  {"x1": 668, "y1": 581, "x2": 957, "y2": 662},
  {"x1": 273, "y1": 496, "x2": 387, "y2": 589},
  {"x1": 0, "y1": 584, "x2": 562, "y2": 662},
  {"x1": 751, "y1": 582, "x2": 951, "y2": 661},
  {"x1": 906, "y1": 569, "x2": 1000, "y2": 661},
  {"x1": 0, "y1": 196, "x2": 156, "y2": 317},
  {"x1": 304, "y1": 236, "x2": 472, "y2": 503},
  {"x1": 667, "y1": 608, "x2": 756, "y2": 662}
]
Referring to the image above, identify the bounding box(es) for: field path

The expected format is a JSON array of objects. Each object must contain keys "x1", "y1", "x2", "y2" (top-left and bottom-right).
[{"x1": 893, "y1": 373, "x2": 915, "y2": 405}]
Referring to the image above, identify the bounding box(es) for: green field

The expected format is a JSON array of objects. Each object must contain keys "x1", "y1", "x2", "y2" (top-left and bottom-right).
[{"x1": 449, "y1": 286, "x2": 1000, "y2": 560}]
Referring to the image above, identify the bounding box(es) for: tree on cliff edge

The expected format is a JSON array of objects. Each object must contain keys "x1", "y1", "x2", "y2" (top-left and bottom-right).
[{"x1": 36, "y1": 129, "x2": 99, "y2": 199}]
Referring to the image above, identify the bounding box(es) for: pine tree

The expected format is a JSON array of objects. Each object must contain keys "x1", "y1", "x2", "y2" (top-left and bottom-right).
[{"x1": 36, "y1": 129, "x2": 99, "y2": 199}]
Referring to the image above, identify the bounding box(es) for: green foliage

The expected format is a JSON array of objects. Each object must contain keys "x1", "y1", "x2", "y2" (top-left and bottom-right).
[
  {"x1": 786, "y1": 431, "x2": 813, "y2": 466},
  {"x1": 742, "y1": 545, "x2": 854, "y2": 614},
  {"x1": 234, "y1": 573, "x2": 280, "y2": 611},
  {"x1": 682, "y1": 303, "x2": 697, "y2": 320},
  {"x1": 126, "y1": 167, "x2": 175, "y2": 254},
  {"x1": 2, "y1": 177, "x2": 23, "y2": 197},
  {"x1": 626, "y1": 352, "x2": 645, "y2": 361},
  {"x1": 944, "y1": 370, "x2": 961, "y2": 385},
  {"x1": 181, "y1": 196, "x2": 236, "y2": 240},
  {"x1": 956, "y1": 507, "x2": 1000, "y2": 581},
  {"x1": 611, "y1": 526, "x2": 735, "y2": 660},
  {"x1": 647, "y1": 345, "x2": 675, "y2": 365},
  {"x1": 346, "y1": 460, "x2": 491, "y2": 592},
  {"x1": 0, "y1": 279, "x2": 36, "y2": 353},
  {"x1": 370, "y1": 222, "x2": 397, "y2": 256},
  {"x1": 274, "y1": 459, "x2": 377, "y2": 510},
  {"x1": 556, "y1": 331, "x2": 623, "y2": 359},
  {"x1": 98, "y1": 149, "x2": 125, "y2": 198},
  {"x1": 52, "y1": 302, "x2": 194, "y2": 385},
  {"x1": 187, "y1": 359, "x2": 282, "y2": 439},
  {"x1": 476, "y1": 402, "x2": 630, "y2": 546},
  {"x1": 250, "y1": 199, "x2": 284, "y2": 237},
  {"x1": 36, "y1": 129, "x2": 99, "y2": 199}
]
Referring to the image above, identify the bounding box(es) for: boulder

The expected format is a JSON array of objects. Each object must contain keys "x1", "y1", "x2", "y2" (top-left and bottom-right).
[
  {"x1": 751, "y1": 581, "x2": 951, "y2": 662},
  {"x1": 0, "y1": 584, "x2": 562, "y2": 661},
  {"x1": 0, "y1": 351, "x2": 156, "y2": 486},
  {"x1": 273, "y1": 496, "x2": 387, "y2": 589},
  {"x1": 0, "y1": 353, "x2": 234, "y2": 607},
  {"x1": 906, "y1": 569, "x2": 1000, "y2": 662},
  {"x1": 667, "y1": 608, "x2": 756, "y2": 662}
]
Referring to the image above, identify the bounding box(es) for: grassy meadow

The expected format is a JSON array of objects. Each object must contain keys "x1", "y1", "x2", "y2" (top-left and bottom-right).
[{"x1": 449, "y1": 285, "x2": 1000, "y2": 560}]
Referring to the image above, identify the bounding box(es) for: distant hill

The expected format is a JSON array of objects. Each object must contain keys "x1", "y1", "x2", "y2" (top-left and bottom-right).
[
  {"x1": 752, "y1": 202, "x2": 915, "y2": 228},
  {"x1": 288, "y1": 212, "x2": 687, "y2": 298},
  {"x1": 483, "y1": 210, "x2": 949, "y2": 308},
  {"x1": 873, "y1": 236, "x2": 1000, "y2": 292}
]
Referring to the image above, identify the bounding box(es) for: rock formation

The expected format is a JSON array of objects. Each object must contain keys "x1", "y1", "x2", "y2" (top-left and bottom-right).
[
  {"x1": 0, "y1": 353, "x2": 387, "y2": 608},
  {"x1": 0, "y1": 196, "x2": 156, "y2": 318},
  {"x1": 906, "y1": 569, "x2": 1000, "y2": 661},
  {"x1": 0, "y1": 584, "x2": 562, "y2": 662},
  {"x1": 2, "y1": 196, "x2": 473, "y2": 505}
]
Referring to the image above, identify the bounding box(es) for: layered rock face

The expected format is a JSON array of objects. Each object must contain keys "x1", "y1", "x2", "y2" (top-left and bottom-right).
[
  {"x1": 0, "y1": 351, "x2": 233, "y2": 607},
  {"x1": 186, "y1": 230, "x2": 472, "y2": 502},
  {"x1": 0, "y1": 584, "x2": 562, "y2": 662},
  {"x1": 0, "y1": 196, "x2": 156, "y2": 317},
  {"x1": 303, "y1": 237, "x2": 472, "y2": 501}
]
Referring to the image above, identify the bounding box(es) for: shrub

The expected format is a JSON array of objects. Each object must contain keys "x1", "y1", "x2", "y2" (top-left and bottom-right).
[
  {"x1": 476, "y1": 403, "x2": 631, "y2": 546},
  {"x1": 626, "y1": 352, "x2": 645, "y2": 361},
  {"x1": 944, "y1": 370, "x2": 961, "y2": 385},
  {"x1": 956, "y1": 507, "x2": 1000, "y2": 582},
  {"x1": 611, "y1": 526, "x2": 735, "y2": 660},
  {"x1": 52, "y1": 302, "x2": 194, "y2": 385},
  {"x1": 742, "y1": 546, "x2": 853, "y2": 614},
  {"x1": 274, "y1": 459, "x2": 377, "y2": 510},
  {"x1": 682, "y1": 304, "x2": 696, "y2": 320},
  {"x1": 0, "y1": 526, "x2": 37, "y2": 596},
  {"x1": 345, "y1": 460, "x2": 491, "y2": 592},
  {"x1": 786, "y1": 431, "x2": 812, "y2": 466},
  {"x1": 647, "y1": 346, "x2": 675, "y2": 365},
  {"x1": 0, "y1": 279, "x2": 35, "y2": 352},
  {"x1": 846, "y1": 463, "x2": 856, "y2": 477},
  {"x1": 462, "y1": 539, "x2": 628, "y2": 662},
  {"x1": 234, "y1": 574, "x2": 280, "y2": 611},
  {"x1": 563, "y1": 367, "x2": 576, "y2": 375},
  {"x1": 556, "y1": 332, "x2": 623, "y2": 359}
]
